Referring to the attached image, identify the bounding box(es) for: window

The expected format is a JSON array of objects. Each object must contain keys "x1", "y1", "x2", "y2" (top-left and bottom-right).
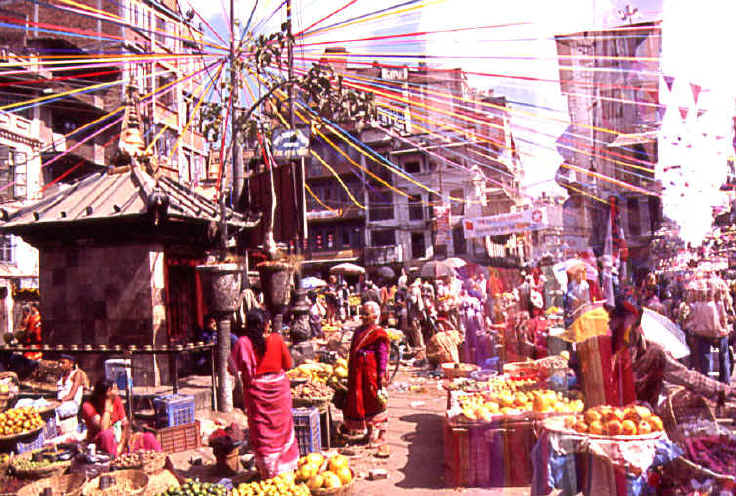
[
  {"x1": 0, "y1": 147, "x2": 27, "y2": 202},
  {"x1": 341, "y1": 229, "x2": 350, "y2": 246},
  {"x1": 408, "y1": 194, "x2": 423, "y2": 221},
  {"x1": 627, "y1": 197, "x2": 641, "y2": 237},
  {"x1": 372, "y1": 229, "x2": 395, "y2": 247},
  {"x1": 452, "y1": 225, "x2": 466, "y2": 255},
  {"x1": 157, "y1": 74, "x2": 176, "y2": 109},
  {"x1": 404, "y1": 160, "x2": 421, "y2": 173},
  {"x1": 156, "y1": 16, "x2": 166, "y2": 45},
  {"x1": 369, "y1": 190, "x2": 394, "y2": 221},
  {"x1": 0, "y1": 235, "x2": 14, "y2": 263},
  {"x1": 12, "y1": 152, "x2": 26, "y2": 200},
  {"x1": 450, "y1": 189, "x2": 465, "y2": 216},
  {"x1": 411, "y1": 232, "x2": 426, "y2": 259}
]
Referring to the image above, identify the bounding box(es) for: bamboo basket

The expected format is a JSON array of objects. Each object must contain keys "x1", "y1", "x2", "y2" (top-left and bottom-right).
[
  {"x1": 10, "y1": 450, "x2": 72, "y2": 479},
  {"x1": 309, "y1": 470, "x2": 356, "y2": 496},
  {"x1": 661, "y1": 386, "x2": 716, "y2": 444},
  {"x1": 140, "y1": 453, "x2": 167, "y2": 474},
  {"x1": 82, "y1": 470, "x2": 149, "y2": 496},
  {"x1": 441, "y1": 363, "x2": 478, "y2": 379},
  {"x1": 17, "y1": 472, "x2": 87, "y2": 496}
]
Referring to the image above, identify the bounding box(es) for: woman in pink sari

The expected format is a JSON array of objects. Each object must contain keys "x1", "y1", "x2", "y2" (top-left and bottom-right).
[{"x1": 229, "y1": 309, "x2": 299, "y2": 478}]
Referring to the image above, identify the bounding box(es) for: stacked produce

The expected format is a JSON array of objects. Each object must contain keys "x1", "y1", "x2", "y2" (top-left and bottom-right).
[
  {"x1": 110, "y1": 450, "x2": 163, "y2": 471},
  {"x1": 0, "y1": 453, "x2": 9, "y2": 464},
  {"x1": 295, "y1": 453, "x2": 353, "y2": 491},
  {"x1": 348, "y1": 295, "x2": 361, "y2": 308},
  {"x1": 287, "y1": 360, "x2": 348, "y2": 386},
  {"x1": 232, "y1": 473, "x2": 310, "y2": 496},
  {"x1": 291, "y1": 382, "x2": 333, "y2": 402},
  {"x1": 11, "y1": 449, "x2": 71, "y2": 473},
  {"x1": 563, "y1": 404, "x2": 664, "y2": 436},
  {"x1": 682, "y1": 433, "x2": 736, "y2": 475},
  {"x1": 158, "y1": 479, "x2": 228, "y2": 496},
  {"x1": 0, "y1": 407, "x2": 43, "y2": 436},
  {"x1": 456, "y1": 389, "x2": 583, "y2": 422}
]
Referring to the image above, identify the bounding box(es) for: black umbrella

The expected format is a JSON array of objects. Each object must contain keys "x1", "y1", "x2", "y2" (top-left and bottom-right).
[
  {"x1": 376, "y1": 266, "x2": 395, "y2": 279},
  {"x1": 420, "y1": 260, "x2": 453, "y2": 279}
]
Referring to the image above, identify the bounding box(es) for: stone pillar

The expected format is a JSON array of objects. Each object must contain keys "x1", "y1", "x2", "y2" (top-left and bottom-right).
[{"x1": 196, "y1": 263, "x2": 243, "y2": 413}]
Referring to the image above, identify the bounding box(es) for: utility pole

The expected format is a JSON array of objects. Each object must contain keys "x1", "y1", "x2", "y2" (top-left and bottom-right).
[
  {"x1": 286, "y1": 0, "x2": 308, "y2": 256},
  {"x1": 212, "y1": 0, "x2": 237, "y2": 414}
]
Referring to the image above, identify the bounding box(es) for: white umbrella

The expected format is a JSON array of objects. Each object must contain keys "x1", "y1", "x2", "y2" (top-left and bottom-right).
[
  {"x1": 640, "y1": 308, "x2": 690, "y2": 359},
  {"x1": 300, "y1": 276, "x2": 327, "y2": 289},
  {"x1": 445, "y1": 257, "x2": 467, "y2": 269},
  {"x1": 329, "y1": 263, "x2": 365, "y2": 275}
]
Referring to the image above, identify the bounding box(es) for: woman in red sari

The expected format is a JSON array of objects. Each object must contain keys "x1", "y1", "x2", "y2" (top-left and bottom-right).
[
  {"x1": 229, "y1": 309, "x2": 298, "y2": 478},
  {"x1": 343, "y1": 301, "x2": 390, "y2": 455}
]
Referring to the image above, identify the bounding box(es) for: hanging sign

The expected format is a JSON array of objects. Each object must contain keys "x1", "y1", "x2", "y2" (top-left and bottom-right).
[
  {"x1": 272, "y1": 126, "x2": 310, "y2": 160},
  {"x1": 463, "y1": 208, "x2": 548, "y2": 239}
]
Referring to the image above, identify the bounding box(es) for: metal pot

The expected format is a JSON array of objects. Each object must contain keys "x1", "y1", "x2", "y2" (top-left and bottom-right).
[{"x1": 196, "y1": 263, "x2": 243, "y2": 313}]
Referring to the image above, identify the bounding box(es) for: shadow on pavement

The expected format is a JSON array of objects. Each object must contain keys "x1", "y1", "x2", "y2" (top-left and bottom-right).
[{"x1": 395, "y1": 412, "x2": 447, "y2": 490}]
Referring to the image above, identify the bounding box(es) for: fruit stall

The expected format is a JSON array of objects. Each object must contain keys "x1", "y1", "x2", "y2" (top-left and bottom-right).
[{"x1": 442, "y1": 365, "x2": 584, "y2": 488}]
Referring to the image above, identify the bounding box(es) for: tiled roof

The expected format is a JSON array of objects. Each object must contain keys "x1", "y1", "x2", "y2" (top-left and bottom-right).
[{"x1": 1, "y1": 165, "x2": 259, "y2": 231}]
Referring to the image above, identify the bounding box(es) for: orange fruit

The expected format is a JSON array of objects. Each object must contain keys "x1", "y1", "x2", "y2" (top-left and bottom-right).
[
  {"x1": 335, "y1": 467, "x2": 352, "y2": 485},
  {"x1": 328, "y1": 454, "x2": 349, "y2": 473}
]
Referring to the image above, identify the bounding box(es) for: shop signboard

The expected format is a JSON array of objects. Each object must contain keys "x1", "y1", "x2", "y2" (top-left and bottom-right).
[
  {"x1": 463, "y1": 208, "x2": 548, "y2": 239},
  {"x1": 435, "y1": 205, "x2": 452, "y2": 246},
  {"x1": 272, "y1": 126, "x2": 310, "y2": 160}
]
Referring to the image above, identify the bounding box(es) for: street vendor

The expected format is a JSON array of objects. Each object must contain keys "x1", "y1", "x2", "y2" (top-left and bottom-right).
[
  {"x1": 81, "y1": 380, "x2": 160, "y2": 457},
  {"x1": 56, "y1": 354, "x2": 85, "y2": 423},
  {"x1": 229, "y1": 308, "x2": 298, "y2": 478},
  {"x1": 342, "y1": 301, "x2": 390, "y2": 457}
]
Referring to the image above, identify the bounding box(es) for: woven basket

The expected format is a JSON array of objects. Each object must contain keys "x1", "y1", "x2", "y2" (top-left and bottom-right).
[
  {"x1": 17, "y1": 472, "x2": 87, "y2": 496},
  {"x1": 441, "y1": 363, "x2": 478, "y2": 379},
  {"x1": 661, "y1": 387, "x2": 716, "y2": 444},
  {"x1": 140, "y1": 453, "x2": 167, "y2": 474},
  {"x1": 668, "y1": 455, "x2": 736, "y2": 484},
  {"x1": 310, "y1": 470, "x2": 356, "y2": 496},
  {"x1": 11, "y1": 450, "x2": 72, "y2": 479},
  {"x1": 82, "y1": 470, "x2": 149, "y2": 496},
  {"x1": 293, "y1": 397, "x2": 332, "y2": 411}
]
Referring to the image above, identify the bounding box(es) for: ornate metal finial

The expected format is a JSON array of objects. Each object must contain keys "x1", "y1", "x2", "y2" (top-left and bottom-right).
[{"x1": 114, "y1": 85, "x2": 147, "y2": 167}]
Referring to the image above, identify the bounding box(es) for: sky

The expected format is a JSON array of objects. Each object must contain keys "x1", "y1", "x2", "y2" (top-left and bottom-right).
[{"x1": 183, "y1": 0, "x2": 735, "y2": 245}]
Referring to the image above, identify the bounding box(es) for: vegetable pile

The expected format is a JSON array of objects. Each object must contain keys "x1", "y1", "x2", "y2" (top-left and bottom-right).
[{"x1": 683, "y1": 434, "x2": 736, "y2": 475}]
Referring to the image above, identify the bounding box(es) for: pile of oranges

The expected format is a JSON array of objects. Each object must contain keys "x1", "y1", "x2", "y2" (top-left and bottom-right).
[
  {"x1": 0, "y1": 407, "x2": 43, "y2": 436},
  {"x1": 564, "y1": 404, "x2": 664, "y2": 437},
  {"x1": 295, "y1": 453, "x2": 353, "y2": 491}
]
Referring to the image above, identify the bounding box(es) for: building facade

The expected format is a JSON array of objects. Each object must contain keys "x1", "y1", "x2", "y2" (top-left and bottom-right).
[
  {"x1": 0, "y1": 0, "x2": 208, "y2": 309},
  {"x1": 301, "y1": 54, "x2": 524, "y2": 273},
  {"x1": 554, "y1": 22, "x2": 663, "y2": 271}
]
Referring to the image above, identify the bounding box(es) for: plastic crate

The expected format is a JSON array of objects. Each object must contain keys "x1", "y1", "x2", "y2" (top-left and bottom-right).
[
  {"x1": 105, "y1": 359, "x2": 133, "y2": 391},
  {"x1": 292, "y1": 407, "x2": 320, "y2": 456},
  {"x1": 15, "y1": 428, "x2": 44, "y2": 454},
  {"x1": 155, "y1": 420, "x2": 200, "y2": 453},
  {"x1": 153, "y1": 394, "x2": 195, "y2": 427}
]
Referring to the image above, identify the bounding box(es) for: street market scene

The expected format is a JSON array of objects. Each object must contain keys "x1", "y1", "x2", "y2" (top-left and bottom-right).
[{"x1": 0, "y1": 0, "x2": 735, "y2": 495}]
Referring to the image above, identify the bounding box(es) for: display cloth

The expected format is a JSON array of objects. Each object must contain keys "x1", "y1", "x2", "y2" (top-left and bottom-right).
[{"x1": 531, "y1": 426, "x2": 682, "y2": 495}]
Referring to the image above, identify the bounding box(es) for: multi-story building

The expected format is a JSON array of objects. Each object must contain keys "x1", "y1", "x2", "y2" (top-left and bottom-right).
[
  {"x1": 554, "y1": 22, "x2": 663, "y2": 270},
  {"x1": 0, "y1": 1, "x2": 209, "y2": 281},
  {"x1": 301, "y1": 52, "x2": 523, "y2": 272}
]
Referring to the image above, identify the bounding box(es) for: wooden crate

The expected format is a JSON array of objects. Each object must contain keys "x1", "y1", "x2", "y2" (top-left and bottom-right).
[{"x1": 154, "y1": 420, "x2": 200, "y2": 453}]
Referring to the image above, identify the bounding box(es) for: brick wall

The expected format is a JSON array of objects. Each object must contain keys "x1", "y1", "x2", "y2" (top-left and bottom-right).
[{"x1": 39, "y1": 241, "x2": 170, "y2": 387}]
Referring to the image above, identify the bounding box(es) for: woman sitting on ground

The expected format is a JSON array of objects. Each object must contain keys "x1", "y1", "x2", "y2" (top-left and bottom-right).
[{"x1": 81, "y1": 380, "x2": 161, "y2": 457}]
